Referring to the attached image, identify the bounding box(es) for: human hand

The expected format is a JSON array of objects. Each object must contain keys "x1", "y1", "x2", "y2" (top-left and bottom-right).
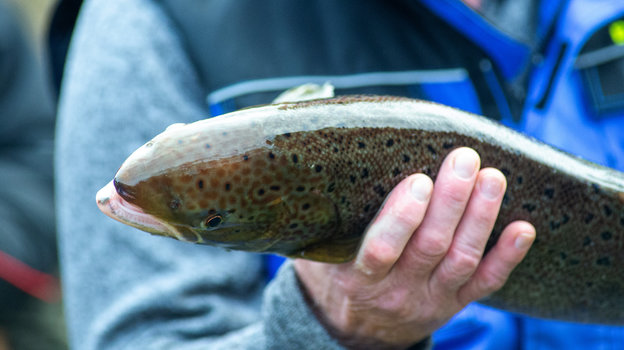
[{"x1": 294, "y1": 147, "x2": 535, "y2": 349}]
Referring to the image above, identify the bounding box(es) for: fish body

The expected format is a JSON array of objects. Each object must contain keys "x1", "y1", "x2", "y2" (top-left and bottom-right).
[{"x1": 97, "y1": 96, "x2": 624, "y2": 324}]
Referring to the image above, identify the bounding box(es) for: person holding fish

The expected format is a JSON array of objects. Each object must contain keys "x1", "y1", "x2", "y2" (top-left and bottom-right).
[{"x1": 54, "y1": 0, "x2": 624, "y2": 349}]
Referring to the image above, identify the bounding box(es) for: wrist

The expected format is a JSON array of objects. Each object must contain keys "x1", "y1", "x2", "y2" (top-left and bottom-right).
[{"x1": 295, "y1": 270, "x2": 430, "y2": 350}]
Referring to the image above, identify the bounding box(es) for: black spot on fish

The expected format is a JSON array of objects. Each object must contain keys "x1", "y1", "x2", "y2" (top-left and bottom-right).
[
  {"x1": 296, "y1": 186, "x2": 305, "y2": 192},
  {"x1": 402, "y1": 154, "x2": 410, "y2": 163},
  {"x1": 327, "y1": 183, "x2": 335, "y2": 193},
  {"x1": 284, "y1": 133, "x2": 291, "y2": 138},
  {"x1": 386, "y1": 139, "x2": 394, "y2": 147},
  {"x1": 551, "y1": 214, "x2": 570, "y2": 230},
  {"x1": 268, "y1": 152, "x2": 275, "y2": 159},
  {"x1": 205, "y1": 144, "x2": 211, "y2": 149},
  {"x1": 289, "y1": 223, "x2": 298, "y2": 229},
  {"x1": 601, "y1": 231, "x2": 613, "y2": 241},
  {"x1": 361, "y1": 168, "x2": 369, "y2": 179},
  {"x1": 225, "y1": 183, "x2": 231, "y2": 191},
  {"x1": 373, "y1": 184, "x2": 386, "y2": 198},
  {"x1": 333, "y1": 147, "x2": 339, "y2": 153},
  {"x1": 586, "y1": 282, "x2": 594, "y2": 287},
  {"x1": 442, "y1": 142, "x2": 454, "y2": 149},
  {"x1": 257, "y1": 189, "x2": 265, "y2": 196},
  {"x1": 392, "y1": 168, "x2": 400, "y2": 177},
  {"x1": 592, "y1": 183, "x2": 601, "y2": 194},
  {"x1": 427, "y1": 145, "x2": 437, "y2": 155},
  {"x1": 583, "y1": 236, "x2": 593, "y2": 247},
  {"x1": 358, "y1": 142, "x2": 366, "y2": 149},
  {"x1": 364, "y1": 204, "x2": 371, "y2": 212},
  {"x1": 292, "y1": 154, "x2": 299, "y2": 164},
  {"x1": 302, "y1": 203, "x2": 310, "y2": 210},
  {"x1": 560, "y1": 252, "x2": 567, "y2": 260},
  {"x1": 349, "y1": 175, "x2": 356, "y2": 184},
  {"x1": 584, "y1": 213, "x2": 595, "y2": 224},
  {"x1": 169, "y1": 199, "x2": 180, "y2": 210},
  {"x1": 620, "y1": 217, "x2": 624, "y2": 227},
  {"x1": 544, "y1": 188, "x2": 554, "y2": 199},
  {"x1": 603, "y1": 205, "x2": 612, "y2": 217},
  {"x1": 197, "y1": 180, "x2": 204, "y2": 189},
  {"x1": 340, "y1": 196, "x2": 346, "y2": 204},
  {"x1": 517, "y1": 176, "x2": 523, "y2": 184},
  {"x1": 315, "y1": 165, "x2": 323, "y2": 173},
  {"x1": 500, "y1": 168, "x2": 511, "y2": 177},
  {"x1": 243, "y1": 155, "x2": 249, "y2": 161},
  {"x1": 270, "y1": 185, "x2": 280, "y2": 191},
  {"x1": 522, "y1": 203, "x2": 536, "y2": 213},
  {"x1": 562, "y1": 214, "x2": 570, "y2": 224},
  {"x1": 596, "y1": 257, "x2": 611, "y2": 266}
]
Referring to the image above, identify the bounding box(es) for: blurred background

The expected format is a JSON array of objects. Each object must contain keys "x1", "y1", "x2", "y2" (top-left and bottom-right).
[
  {"x1": 1, "y1": 1, "x2": 66, "y2": 349},
  {"x1": 8, "y1": 0, "x2": 58, "y2": 51}
]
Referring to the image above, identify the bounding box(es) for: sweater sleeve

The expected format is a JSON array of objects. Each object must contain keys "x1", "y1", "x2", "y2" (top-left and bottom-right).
[{"x1": 55, "y1": 0, "x2": 353, "y2": 349}]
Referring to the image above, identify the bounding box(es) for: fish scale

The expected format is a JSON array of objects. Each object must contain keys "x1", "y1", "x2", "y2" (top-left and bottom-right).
[{"x1": 97, "y1": 96, "x2": 624, "y2": 324}]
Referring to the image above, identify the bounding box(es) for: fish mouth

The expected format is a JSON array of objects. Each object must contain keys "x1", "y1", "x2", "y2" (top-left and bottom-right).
[{"x1": 96, "y1": 181, "x2": 182, "y2": 239}]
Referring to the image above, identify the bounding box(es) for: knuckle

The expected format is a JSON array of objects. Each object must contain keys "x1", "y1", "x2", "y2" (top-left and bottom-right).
[
  {"x1": 417, "y1": 236, "x2": 450, "y2": 260},
  {"x1": 359, "y1": 239, "x2": 397, "y2": 271},
  {"x1": 448, "y1": 249, "x2": 481, "y2": 273},
  {"x1": 438, "y1": 182, "x2": 471, "y2": 206},
  {"x1": 478, "y1": 270, "x2": 508, "y2": 294},
  {"x1": 434, "y1": 250, "x2": 481, "y2": 289},
  {"x1": 378, "y1": 286, "x2": 411, "y2": 315},
  {"x1": 390, "y1": 211, "x2": 423, "y2": 230},
  {"x1": 472, "y1": 208, "x2": 497, "y2": 227}
]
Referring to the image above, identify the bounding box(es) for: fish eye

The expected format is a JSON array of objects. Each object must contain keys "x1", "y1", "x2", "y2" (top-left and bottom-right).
[{"x1": 202, "y1": 214, "x2": 223, "y2": 228}]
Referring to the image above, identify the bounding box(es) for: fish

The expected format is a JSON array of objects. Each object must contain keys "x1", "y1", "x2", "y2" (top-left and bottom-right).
[{"x1": 96, "y1": 95, "x2": 624, "y2": 324}]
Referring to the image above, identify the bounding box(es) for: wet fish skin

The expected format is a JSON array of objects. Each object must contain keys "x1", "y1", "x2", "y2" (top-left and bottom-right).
[{"x1": 99, "y1": 96, "x2": 624, "y2": 324}]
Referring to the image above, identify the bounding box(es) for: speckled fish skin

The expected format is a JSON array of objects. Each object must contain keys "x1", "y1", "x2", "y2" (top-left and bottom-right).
[{"x1": 100, "y1": 96, "x2": 624, "y2": 324}]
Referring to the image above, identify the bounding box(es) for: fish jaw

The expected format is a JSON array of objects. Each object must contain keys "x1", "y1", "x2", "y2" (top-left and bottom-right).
[{"x1": 96, "y1": 181, "x2": 182, "y2": 239}]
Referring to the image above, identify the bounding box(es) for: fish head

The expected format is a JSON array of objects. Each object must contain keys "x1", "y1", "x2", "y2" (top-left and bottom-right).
[{"x1": 96, "y1": 109, "x2": 340, "y2": 257}]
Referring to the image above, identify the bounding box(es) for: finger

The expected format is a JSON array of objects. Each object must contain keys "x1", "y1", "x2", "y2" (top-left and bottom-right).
[
  {"x1": 430, "y1": 168, "x2": 507, "y2": 292},
  {"x1": 457, "y1": 221, "x2": 535, "y2": 305},
  {"x1": 353, "y1": 173, "x2": 433, "y2": 282},
  {"x1": 398, "y1": 148, "x2": 480, "y2": 273}
]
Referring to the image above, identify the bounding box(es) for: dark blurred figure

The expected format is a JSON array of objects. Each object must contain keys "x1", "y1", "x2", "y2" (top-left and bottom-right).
[
  {"x1": 0, "y1": 0, "x2": 66, "y2": 349},
  {"x1": 47, "y1": 0, "x2": 82, "y2": 99}
]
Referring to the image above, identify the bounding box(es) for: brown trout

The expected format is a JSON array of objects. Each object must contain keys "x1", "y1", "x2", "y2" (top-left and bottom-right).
[{"x1": 96, "y1": 96, "x2": 624, "y2": 324}]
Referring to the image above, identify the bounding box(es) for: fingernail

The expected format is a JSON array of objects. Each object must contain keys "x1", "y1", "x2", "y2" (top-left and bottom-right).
[
  {"x1": 410, "y1": 174, "x2": 433, "y2": 202},
  {"x1": 515, "y1": 232, "x2": 535, "y2": 250},
  {"x1": 479, "y1": 174, "x2": 504, "y2": 200},
  {"x1": 453, "y1": 148, "x2": 478, "y2": 179}
]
